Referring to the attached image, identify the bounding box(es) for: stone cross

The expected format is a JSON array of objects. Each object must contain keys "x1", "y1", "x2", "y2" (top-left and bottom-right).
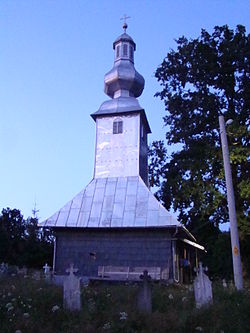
[
  {"x1": 32, "y1": 270, "x2": 41, "y2": 280},
  {"x1": 137, "y1": 270, "x2": 152, "y2": 313},
  {"x1": 0, "y1": 262, "x2": 8, "y2": 275},
  {"x1": 63, "y1": 264, "x2": 81, "y2": 311},
  {"x1": 17, "y1": 267, "x2": 28, "y2": 277},
  {"x1": 66, "y1": 264, "x2": 78, "y2": 275},
  {"x1": 194, "y1": 262, "x2": 213, "y2": 308},
  {"x1": 43, "y1": 263, "x2": 50, "y2": 274},
  {"x1": 43, "y1": 263, "x2": 51, "y2": 281}
]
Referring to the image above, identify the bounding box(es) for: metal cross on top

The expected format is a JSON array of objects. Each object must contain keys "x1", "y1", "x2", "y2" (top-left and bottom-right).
[{"x1": 120, "y1": 14, "x2": 131, "y2": 32}]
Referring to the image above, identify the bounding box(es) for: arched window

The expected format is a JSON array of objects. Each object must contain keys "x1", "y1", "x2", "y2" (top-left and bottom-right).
[
  {"x1": 113, "y1": 119, "x2": 123, "y2": 134},
  {"x1": 116, "y1": 45, "x2": 120, "y2": 58},
  {"x1": 130, "y1": 45, "x2": 134, "y2": 61},
  {"x1": 123, "y1": 44, "x2": 128, "y2": 56}
]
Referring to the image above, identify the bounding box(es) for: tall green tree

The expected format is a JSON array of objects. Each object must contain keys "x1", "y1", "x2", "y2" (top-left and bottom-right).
[
  {"x1": 0, "y1": 208, "x2": 26, "y2": 266},
  {"x1": 150, "y1": 25, "x2": 249, "y2": 275},
  {"x1": 0, "y1": 208, "x2": 53, "y2": 268}
]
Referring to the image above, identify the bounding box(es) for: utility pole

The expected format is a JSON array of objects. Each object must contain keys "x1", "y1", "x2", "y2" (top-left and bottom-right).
[{"x1": 219, "y1": 115, "x2": 243, "y2": 290}]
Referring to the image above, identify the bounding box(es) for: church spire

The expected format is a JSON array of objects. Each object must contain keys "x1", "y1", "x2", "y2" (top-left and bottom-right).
[
  {"x1": 106, "y1": 24, "x2": 144, "y2": 99},
  {"x1": 92, "y1": 23, "x2": 145, "y2": 118},
  {"x1": 91, "y1": 25, "x2": 150, "y2": 183}
]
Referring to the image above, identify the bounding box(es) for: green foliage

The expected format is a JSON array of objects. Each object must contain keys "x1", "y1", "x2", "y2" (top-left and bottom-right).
[
  {"x1": 0, "y1": 208, "x2": 26, "y2": 266},
  {"x1": 202, "y1": 232, "x2": 233, "y2": 279},
  {"x1": 0, "y1": 208, "x2": 53, "y2": 268},
  {"x1": 1, "y1": 276, "x2": 250, "y2": 333},
  {"x1": 150, "y1": 24, "x2": 250, "y2": 277}
]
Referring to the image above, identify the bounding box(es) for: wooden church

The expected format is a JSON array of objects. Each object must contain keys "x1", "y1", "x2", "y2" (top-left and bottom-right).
[{"x1": 40, "y1": 23, "x2": 204, "y2": 283}]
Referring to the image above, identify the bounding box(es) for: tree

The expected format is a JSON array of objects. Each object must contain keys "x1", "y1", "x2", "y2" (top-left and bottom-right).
[
  {"x1": 0, "y1": 208, "x2": 53, "y2": 268},
  {"x1": 0, "y1": 208, "x2": 26, "y2": 266},
  {"x1": 150, "y1": 25, "x2": 250, "y2": 276},
  {"x1": 23, "y1": 216, "x2": 54, "y2": 268}
]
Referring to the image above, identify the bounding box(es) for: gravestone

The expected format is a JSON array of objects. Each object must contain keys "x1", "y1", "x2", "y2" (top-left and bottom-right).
[
  {"x1": 137, "y1": 270, "x2": 152, "y2": 313},
  {"x1": 161, "y1": 267, "x2": 170, "y2": 280},
  {"x1": 63, "y1": 264, "x2": 81, "y2": 311},
  {"x1": 32, "y1": 270, "x2": 41, "y2": 280},
  {"x1": 0, "y1": 262, "x2": 8, "y2": 275},
  {"x1": 194, "y1": 263, "x2": 213, "y2": 308},
  {"x1": 17, "y1": 267, "x2": 28, "y2": 276},
  {"x1": 43, "y1": 263, "x2": 51, "y2": 281}
]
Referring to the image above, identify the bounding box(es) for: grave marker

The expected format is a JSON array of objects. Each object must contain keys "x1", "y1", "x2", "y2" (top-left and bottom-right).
[
  {"x1": 17, "y1": 267, "x2": 28, "y2": 275},
  {"x1": 43, "y1": 263, "x2": 51, "y2": 281},
  {"x1": 137, "y1": 270, "x2": 152, "y2": 313},
  {"x1": 32, "y1": 270, "x2": 41, "y2": 280},
  {"x1": 194, "y1": 263, "x2": 213, "y2": 308},
  {"x1": 63, "y1": 264, "x2": 81, "y2": 311},
  {"x1": 0, "y1": 262, "x2": 8, "y2": 275}
]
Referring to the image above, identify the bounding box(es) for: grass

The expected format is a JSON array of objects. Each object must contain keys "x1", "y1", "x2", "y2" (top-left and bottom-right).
[{"x1": 0, "y1": 275, "x2": 250, "y2": 333}]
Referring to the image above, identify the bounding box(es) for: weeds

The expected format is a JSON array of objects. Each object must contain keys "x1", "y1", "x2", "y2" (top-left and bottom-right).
[{"x1": 0, "y1": 276, "x2": 249, "y2": 333}]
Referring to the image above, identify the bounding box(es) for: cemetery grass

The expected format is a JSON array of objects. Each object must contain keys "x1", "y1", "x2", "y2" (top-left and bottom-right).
[{"x1": 0, "y1": 276, "x2": 250, "y2": 333}]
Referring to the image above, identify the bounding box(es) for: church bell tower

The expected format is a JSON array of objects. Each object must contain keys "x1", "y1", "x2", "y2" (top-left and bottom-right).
[
  {"x1": 41, "y1": 23, "x2": 181, "y2": 229},
  {"x1": 91, "y1": 24, "x2": 151, "y2": 186}
]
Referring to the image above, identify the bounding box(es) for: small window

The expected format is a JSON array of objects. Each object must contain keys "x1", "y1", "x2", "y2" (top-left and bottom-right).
[
  {"x1": 89, "y1": 252, "x2": 96, "y2": 261},
  {"x1": 116, "y1": 45, "x2": 120, "y2": 58},
  {"x1": 113, "y1": 120, "x2": 123, "y2": 134},
  {"x1": 130, "y1": 45, "x2": 134, "y2": 60},
  {"x1": 123, "y1": 44, "x2": 128, "y2": 56}
]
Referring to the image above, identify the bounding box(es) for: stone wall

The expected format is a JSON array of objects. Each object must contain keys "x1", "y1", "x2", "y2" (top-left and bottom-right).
[{"x1": 54, "y1": 228, "x2": 173, "y2": 279}]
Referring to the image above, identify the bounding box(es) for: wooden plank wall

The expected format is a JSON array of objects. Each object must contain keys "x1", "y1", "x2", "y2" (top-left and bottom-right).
[{"x1": 54, "y1": 229, "x2": 173, "y2": 279}]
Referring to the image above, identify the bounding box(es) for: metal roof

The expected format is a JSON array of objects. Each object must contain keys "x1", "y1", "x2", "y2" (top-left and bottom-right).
[
  {"x1": 113, "y1": 32, "x2": 135, "y2": 49},
  {"x1": 39, "y1": 176, "x2": 180, "y2": 228},
  {"x1": 92, "y1": 97, "x2": 143, "y2": 117},
  {"x1": 91, "y1": 107, "x2": 151, "y2": 134}
]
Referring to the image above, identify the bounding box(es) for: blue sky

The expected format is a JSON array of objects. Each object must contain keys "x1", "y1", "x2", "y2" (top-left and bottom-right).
[{"x1": 0, "y1": 0, "x2": 249, "y2": 221}]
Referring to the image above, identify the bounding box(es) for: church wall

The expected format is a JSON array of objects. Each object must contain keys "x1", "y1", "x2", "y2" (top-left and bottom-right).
[{"x1": 54, "y1": 228, "x2": 173, "y2": 279}]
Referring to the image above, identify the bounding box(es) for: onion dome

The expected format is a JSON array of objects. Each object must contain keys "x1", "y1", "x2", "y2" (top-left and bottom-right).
[
  {"x1": 92, "y1": 24, "x2": 145, "y2": 118},
  {"x1": 104, "y1": 31, "x2": 144, "y2": 99}
]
